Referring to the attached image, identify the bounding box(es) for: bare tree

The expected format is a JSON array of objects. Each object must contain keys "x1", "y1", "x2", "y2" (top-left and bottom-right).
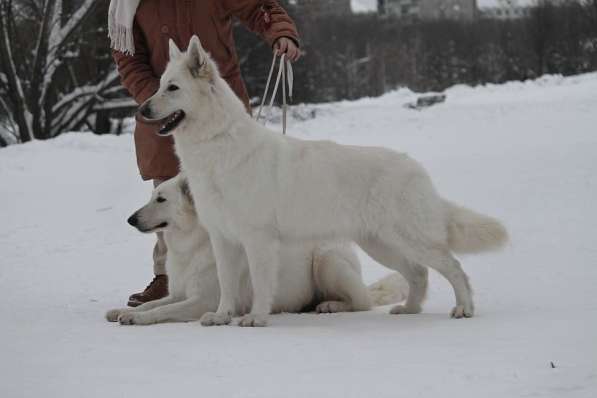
[{"x1": 0, "y1": 0, "x2": 130, "y2": 143}]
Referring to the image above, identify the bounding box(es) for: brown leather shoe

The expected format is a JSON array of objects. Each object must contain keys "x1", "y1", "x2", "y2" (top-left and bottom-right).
[{"x1": 127, "y1": 275, "x2": 169, "y2": 307}]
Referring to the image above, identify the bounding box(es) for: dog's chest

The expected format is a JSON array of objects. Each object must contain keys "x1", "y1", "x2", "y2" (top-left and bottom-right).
[{"x1": 192, "y1": 177, "x2": 241, "y2": 236}]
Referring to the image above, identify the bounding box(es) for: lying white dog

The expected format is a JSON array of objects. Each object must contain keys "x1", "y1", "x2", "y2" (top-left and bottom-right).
[
  {"x1": 137, "y1": 36, "x2": 508, "y2": 327},
  {"x1": 106, "y1": 175, "x2": 407, "y2": 325}
]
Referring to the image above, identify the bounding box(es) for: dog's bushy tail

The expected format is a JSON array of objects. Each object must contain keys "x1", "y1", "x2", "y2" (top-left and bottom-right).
[
  {"x1": 444, "y1": 200, "x2": 508, "y2": 254},
  {"x1": 367, "y1": 273, "x2": 409, "y2": 306}
]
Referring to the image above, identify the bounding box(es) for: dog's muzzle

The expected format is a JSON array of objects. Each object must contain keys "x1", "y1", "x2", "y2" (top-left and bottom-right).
[{"x1": 135, "y1": 107, "x2": 186, "y2": 137}]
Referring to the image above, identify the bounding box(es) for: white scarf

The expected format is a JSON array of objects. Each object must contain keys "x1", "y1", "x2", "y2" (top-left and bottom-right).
[{"x1": 108, "y1": 0, "x2": 142, "y2": 55}]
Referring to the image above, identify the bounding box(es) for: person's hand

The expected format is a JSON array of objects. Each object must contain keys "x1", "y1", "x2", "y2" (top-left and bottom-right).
[{"x1": 274, "y1": 37, "x2": 300, "y2": 62}]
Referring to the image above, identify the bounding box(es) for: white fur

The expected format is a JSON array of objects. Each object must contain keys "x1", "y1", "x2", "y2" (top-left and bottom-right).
[
  {"x1": 141, "y1": 37, "x2": 508, "y2": 326},
  {"x1": 106, "y1": 175, "x2": 405, "y2": 326},
  {"x1": 445, "y1": 201, "x2": 508, "y2": 254}
]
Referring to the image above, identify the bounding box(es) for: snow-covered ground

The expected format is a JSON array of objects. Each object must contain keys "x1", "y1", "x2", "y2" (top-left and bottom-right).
[{"x1": 1, "y1": 73, "x2": 596, "y2": 398}]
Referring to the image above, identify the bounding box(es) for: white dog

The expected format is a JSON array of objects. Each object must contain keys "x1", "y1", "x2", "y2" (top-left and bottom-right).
[
  {"x1": 106, "y1": 175, "x2": 407, "y2": 325},
  {"x1": 137, "y1": 36, "x2": 508, "y2": 327}
]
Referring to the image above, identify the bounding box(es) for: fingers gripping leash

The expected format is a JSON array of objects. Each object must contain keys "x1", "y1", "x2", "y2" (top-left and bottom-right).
[{"x1": 255, "y1": 53, "x2": 294, "y2": 135}]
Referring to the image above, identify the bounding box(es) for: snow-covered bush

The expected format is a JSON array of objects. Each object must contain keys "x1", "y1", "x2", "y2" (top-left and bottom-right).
[{"x1": 0, "y1": 0, "x2": 132, "y2": 146}]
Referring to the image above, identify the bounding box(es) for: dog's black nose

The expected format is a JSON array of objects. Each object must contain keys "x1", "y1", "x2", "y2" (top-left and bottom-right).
[{"x1": 127, "y1": 214, "x2": 138, "y2": 227}]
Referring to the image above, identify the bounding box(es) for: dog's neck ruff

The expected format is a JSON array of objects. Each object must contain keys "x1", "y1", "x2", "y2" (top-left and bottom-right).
[
  {"x1": 175, "y1": 74, "x2": 251, "y2": 143},
  {"x1": 175, "y1": 115, "x2": 263, "y2": 176},
  {"x1": 172, "y1": 69, "x2": 271, "y2": 178},
  {"x1": 171, "y1": 211, "x2": 200, "y2": 234}
]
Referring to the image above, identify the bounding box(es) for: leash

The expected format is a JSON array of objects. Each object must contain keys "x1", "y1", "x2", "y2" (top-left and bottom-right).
[{"x1": 255, "y1": 53, "x2": 293, "y2": 135}]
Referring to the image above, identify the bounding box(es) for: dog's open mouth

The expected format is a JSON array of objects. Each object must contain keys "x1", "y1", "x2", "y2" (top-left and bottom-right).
[
  {"x1": 136, "y1": 110, "x2": 185, "y2": 136},
  {"x1": 157, "y1": 111, "x2": 185, "y2": 136}
]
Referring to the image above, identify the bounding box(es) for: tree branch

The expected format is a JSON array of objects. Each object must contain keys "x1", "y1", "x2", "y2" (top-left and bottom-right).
[
  {"x1": 48, "y1": 0, "x2": 97, "y2": 54},
  {"x1": 51, "y1": 68, "x2": 122, "y2": 135},
  {"x1": 28, "y1": 0, "x2": 57, "y2": 135},
  {"x1": 40, "y1": 0, "x2": 99, "y2": 123},
  {"x1": 0, "y1": 95, "x2": 19, "y2": 142},
  {"x1": 0, "y1": 0, "x2": 34, "y2": 141}
]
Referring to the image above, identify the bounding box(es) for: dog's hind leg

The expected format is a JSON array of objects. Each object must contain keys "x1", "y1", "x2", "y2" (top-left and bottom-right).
[
  {"x1": 388, "y1": 264, "x2": 428, "y2": 315},
  {"x1": 426, "y1": 253, "x2": 474, "y2": 318},
  {"x1": 118, "y1": 297, "x2": 211, "y2": 325},
  {"x1": 359, "y1": 238, "x2": 428, "y2": 315},
  {"x1": 365, "y1": 234, "x2": 473, "y2": 318},
  {"x1": 362, "y1": 234, "x2": 474, "y2": 318},
  {"x1": 401, "y1": 245, "x2": 474, "y2": 318},
  {"x1": 313, "y1": 247, "x2": 372, "y2": 313}
]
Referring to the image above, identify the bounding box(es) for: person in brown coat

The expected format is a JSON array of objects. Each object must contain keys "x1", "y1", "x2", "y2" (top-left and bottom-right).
[{"x1": 109, "y1": 0, "x2": 300, "y2": 306}]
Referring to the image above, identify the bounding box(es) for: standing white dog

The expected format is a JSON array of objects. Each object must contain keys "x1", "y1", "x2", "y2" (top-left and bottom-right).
[
  {"x1": 137, "y1": 36, "x2": 508, "y2": 327},
  {"x1": 106, "y1": 175, "x2": 407, "y2": 325}
]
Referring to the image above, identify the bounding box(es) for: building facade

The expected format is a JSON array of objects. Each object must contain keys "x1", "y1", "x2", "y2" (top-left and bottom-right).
[
  {"x1": 479, "y1": 0, "x2": 531, "y2": 19},
  {"x1": 378, "y1": 0, "x2": 478, "y2": 21},
  {"x1": 293, "y1": 0, "x2": 353, "y2": 17}
]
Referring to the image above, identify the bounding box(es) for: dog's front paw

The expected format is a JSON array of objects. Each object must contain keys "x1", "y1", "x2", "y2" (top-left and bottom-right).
[
  {"x1": 118, "y1": 312, "x2": 151, "y2": 325},
  {"x1": 316, "y1": 301, "x2": 351, "y2": 313},
  {"x1": 238, "y1": 314, "x2": 268, "y2": 327},
  {"x1": 105, "y1": 309, "x2": 123, "y2": 322},
  {"x1": 450, "y1": 305, "x2": 474, "y2": 319},
  {"x1": 200, "y1": 312, "x2": 232, "y2": 327},
  {"x1": 389, "y1": 304, "x2": 422, "y2": 315}
]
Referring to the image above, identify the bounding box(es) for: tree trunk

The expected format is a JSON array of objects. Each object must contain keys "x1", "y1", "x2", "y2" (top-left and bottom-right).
[
  {"x1": 94, "y1": 111, "x2": 111, "y2": 135},
  {"x1": 0, "y1": 132, "x2": 8, "y2": 147},
  {"x1": 0, "y1": 0, "x2": 34, "y2": 142},
  {"x1": 29, "y1": 0, "x2": 57, "y2": 139}
]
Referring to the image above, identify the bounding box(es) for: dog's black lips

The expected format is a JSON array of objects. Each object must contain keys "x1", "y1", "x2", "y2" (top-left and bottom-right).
[
  {"x1": 137, "y1": 222, "x2": 169, "y2": 233},
  {"x1": 157, "y1": 111, "x2": 185, "y2": 136}
]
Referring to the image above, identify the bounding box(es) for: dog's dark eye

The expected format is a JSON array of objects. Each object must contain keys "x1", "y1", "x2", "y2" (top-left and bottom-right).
[
  {"x1": 157, "y1": 197, "x2": 166, "y2": 203},
  {"x1": 167, "y1": 84, "x2": 179, "y2": 92}
]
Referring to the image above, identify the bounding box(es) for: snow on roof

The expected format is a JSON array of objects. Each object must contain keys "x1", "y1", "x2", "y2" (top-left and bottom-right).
[
  {"x1": 478, "y1": 0, "x2": 533, "y2": 7},
  {"x1": 349, "y1": 0, "x2": 535, "y2": 14},
  {"x1": 351, "y1": 0, "x2": 377, "y2": 13}
]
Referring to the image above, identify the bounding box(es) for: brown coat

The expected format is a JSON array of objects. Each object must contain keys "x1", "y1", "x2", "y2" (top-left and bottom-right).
[{"x1": 113, "y1": 0, "x2": 299, "y2": 180}]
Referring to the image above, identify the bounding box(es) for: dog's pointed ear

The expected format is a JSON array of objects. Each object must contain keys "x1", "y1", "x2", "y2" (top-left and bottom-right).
[
  {"x1": 187, "y1": 35, "x2": 205, "y2": 78},
  {"x1": 169, "y1": 39, "x2": 182, "y2": 60}
]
